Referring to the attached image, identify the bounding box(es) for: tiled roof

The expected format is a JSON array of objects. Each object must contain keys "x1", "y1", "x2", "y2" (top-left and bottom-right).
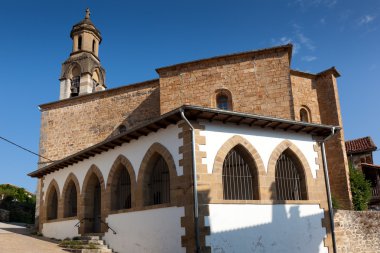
[
  {"x1": 28, "y1": 105, "x2": 340, "y2": 178},
  {"x1": 345, "y1": 136, "x2": 377, "y2": 154},
  {"x1": 361, "y1": 163, "x2": 380, "y2": 170}
]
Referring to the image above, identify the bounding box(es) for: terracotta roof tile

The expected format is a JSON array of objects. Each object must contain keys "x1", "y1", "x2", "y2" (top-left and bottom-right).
[{"x1": 345, "y1": 136, "x2": 377, "y2": 154}]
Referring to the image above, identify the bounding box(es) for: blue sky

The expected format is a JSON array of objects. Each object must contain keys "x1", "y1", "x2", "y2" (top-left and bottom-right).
[{"x1": 0, "y1": 0, "x2": 379, "y2": 192}]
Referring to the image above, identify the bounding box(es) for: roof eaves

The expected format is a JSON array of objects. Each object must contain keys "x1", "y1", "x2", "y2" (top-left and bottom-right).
[
  {"x1": 29, "y1": 105, "x2": 339, "y2": 178},
  {"x1": 155, "y1": 44, "x2": 293, "y2": 74},
  {"x1": 317, "y1": 67, "x2": 341, "y2": 78}
]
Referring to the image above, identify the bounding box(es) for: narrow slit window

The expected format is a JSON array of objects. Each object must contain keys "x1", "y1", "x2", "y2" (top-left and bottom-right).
[
  {"x1": 300, "y1": 108, "x2": 310, "y2": 122},
  {"x1": 92, "y1": 40, "x2": 95, "y2": 53},
  {"x1": 78, "y1": 36, "x2": 82, "y2": 50}
]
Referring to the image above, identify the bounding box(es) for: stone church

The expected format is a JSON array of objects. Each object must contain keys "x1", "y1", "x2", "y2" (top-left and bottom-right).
[{"x1": 29, "y1": 9, "x2": 351, "y2": 253}]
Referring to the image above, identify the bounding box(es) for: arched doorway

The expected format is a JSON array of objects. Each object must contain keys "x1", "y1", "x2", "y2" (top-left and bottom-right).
[{"x1": 83, "y1": 173, "x2": 102, "y2": 233}]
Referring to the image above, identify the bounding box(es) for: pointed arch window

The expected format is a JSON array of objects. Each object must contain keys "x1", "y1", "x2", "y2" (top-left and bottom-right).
[
  {"x1": 222, "y1": 146, "x2": 257, "y2": 200},
  {"x1": 111, "y1": 165, "x2": 132, "y2": 210},
  {"x1": 64, "y1": 181, "x2": 77, "y2": 218},
  {"x1": 146, "y1": 155, "x2": 170, "y2": 205},
  {"x1": 275, "y1": 151, "x2": 307, "y2": 200},
  {"x1": 47, "y1": 188, "x2": 58, "y2": 220}
]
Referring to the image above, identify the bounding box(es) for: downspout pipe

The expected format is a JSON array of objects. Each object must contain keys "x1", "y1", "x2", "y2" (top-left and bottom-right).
[
  {"x1": 318, "y1": 126, "x2": 337, "y2": 253},
  {"x1": 180, "y1": 109, "x2": 201, "y2": 253}
]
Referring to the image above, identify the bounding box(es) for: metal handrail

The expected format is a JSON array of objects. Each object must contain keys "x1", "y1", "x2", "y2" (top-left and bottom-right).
[
  {"x1": 74, "y1": 218, "x2": 89, "y2": 228},
  {"x1": 73, "y1": 217, "x2": 117, "y2": 235},
  {"x1": 98, "y1": 217, "x2": 117, "y2": 235}
]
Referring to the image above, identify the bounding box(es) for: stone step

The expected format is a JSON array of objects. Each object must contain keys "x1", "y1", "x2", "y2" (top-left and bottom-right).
[{"x1": 59, "y1": 235, "x2": 113, "y2": 253}]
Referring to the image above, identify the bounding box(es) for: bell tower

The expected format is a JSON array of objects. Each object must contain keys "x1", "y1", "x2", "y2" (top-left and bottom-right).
[{"x1": 59, "y1": 8, "x2": 106, "y2": 100}]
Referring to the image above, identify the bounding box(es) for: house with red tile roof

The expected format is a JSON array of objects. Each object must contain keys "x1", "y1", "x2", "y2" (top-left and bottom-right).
[{"x1": 345, "y1": 136, "x2": 380, "y2": 209}]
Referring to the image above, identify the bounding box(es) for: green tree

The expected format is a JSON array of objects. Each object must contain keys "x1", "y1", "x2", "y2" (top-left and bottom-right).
[
  {"x1": 0, "y1": 184, "x2": 35, "y2": 223},
  {"x1": 349, "y1": 165, "x2": 372, "y2": 211}
]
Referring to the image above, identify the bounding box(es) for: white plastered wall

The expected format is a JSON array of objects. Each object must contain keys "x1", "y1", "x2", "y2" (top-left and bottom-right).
[
  {"x1": 42, "y1": 124, "x2": 182, "y2": 202},
  {"x1": 206, "y1": 204, "x2": 328, "y2": 253},
  {"x1": 103, "y1": 207, "x2": 186, "y2": 253},
  {"x1": 42, "y1": 219, "x2": 80, "y2": 240},
  {"x1": 41, "y1": 124, "x2": 182, "y2": 240},
  {"x1": 199, "y1": 121, "x2": 319, "y2": 178}
]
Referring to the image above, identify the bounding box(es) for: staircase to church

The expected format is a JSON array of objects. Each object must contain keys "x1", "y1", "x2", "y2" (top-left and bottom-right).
[{"x1": 59, "y1": 235, "x2": 114, "y2": 253}]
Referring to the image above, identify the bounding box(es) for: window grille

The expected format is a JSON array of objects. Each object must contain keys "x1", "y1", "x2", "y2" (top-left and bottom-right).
[
  {"x1": 222, "y1": 148, "x2": 255, "y2": 200},
  {"x1": 71, "y1": 76, "x2": 80, "y2": 97},
  {"x1": 113, "y1": 167, "x2": 131, "y2": 210},
  {"x1": 47, "y1": 189, "x2": 58, "y2": 220},
  {"x1": 148, "y1": 156, "x2": 170, "y2": 205},
  {"x1": 66, "y1": 182, "x2": 77, "y2": 217},
  {"x1": 217, "y1": 94, "x2": 229, "y2": 110},
  {"x1": 275, "y1": 153, "x2": 305, "y2": 200}
]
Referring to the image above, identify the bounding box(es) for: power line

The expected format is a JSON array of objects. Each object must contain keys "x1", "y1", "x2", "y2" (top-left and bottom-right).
[{"x1": 0, "y1": 135, "x2": 54, "y2": 162}]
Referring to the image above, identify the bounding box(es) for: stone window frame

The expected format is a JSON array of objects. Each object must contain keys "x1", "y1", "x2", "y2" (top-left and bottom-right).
[
  {"x1": 136, "y1": 142, "x2": 178, "y2": 208},
  {"x1": 61, "y1": 173, "x2": 80, "y2": 218},
  {"x1": 267, "y1": 140, "x2": 312, "y2": 202},
  {"x1": 106, "y1": 155, "x2": 137, "y2": 213},
  {"x1": 300, "y1": 105, "x2": 312, "y2": 123},
  {"x1": 214, "y1": 89, "x2": 233, "y2": 111},
  {"x1": 44, "y1": 179, "x2": 60, "y2": 221},
  {"x1": 213, "y1": 135, "x2": 265, "y2": 201}
]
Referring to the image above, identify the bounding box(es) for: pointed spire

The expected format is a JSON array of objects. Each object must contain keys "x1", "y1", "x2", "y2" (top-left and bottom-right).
[{"x1": 85, "y1": 8, "x2": 91, "y2": 19}]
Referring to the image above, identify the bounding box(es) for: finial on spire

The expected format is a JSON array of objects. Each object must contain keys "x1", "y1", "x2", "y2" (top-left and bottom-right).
[{"x1": 85, "y1": 8, "x2": 91, "y2": 19}]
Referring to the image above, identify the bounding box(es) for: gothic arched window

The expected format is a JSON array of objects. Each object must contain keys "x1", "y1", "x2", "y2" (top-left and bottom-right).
[
  {"x1": 146, "y1": 155, "x2": 170, "y2": 205},
  {"x1": 111, "y1": 165, "x2": 132, "y2": 210},
  {"x1": 275, "y1": 151, "x2": 307, "y2": 200},
  {"x1": 64, "y1": 181, "x2": 77, "y2": 218},
  {"x1": 222, "y1": 146, "x2": 257, "y2": 200},
  {"x1": 47, "y1": 187, "x2": 58, "y2": 220}
]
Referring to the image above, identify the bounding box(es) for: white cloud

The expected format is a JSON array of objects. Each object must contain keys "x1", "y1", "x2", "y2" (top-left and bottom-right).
[
  {"x1": 302, "y1": 56, "x2": 317, "y2": 62},
  {"x1": 271, "y1": 24, "x2": 316, "y2": 57},
  {"x1": 358, "y1": 15, "x2": 375, "y2": 25},
  {"x1": 271, "y1": 37, "x2": 300, "y2": 54},
  {"x1": 293, "y1": 24, "x2": 316, "y2": 51},
  {"x1": 293, "y1": 0, "x2": 337, "y2": 8}
]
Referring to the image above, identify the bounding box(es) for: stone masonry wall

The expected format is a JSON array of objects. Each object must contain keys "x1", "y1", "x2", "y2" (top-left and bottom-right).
[
  {"x1": 38, "y1": 80, "x2": 160, "y2": 163},
  {"x1": 290, "y1": 73, "x2": 321, "y2": 123},
  {"x1": 316, "y1": 73, "x2": 352, "y2": 210},
  {"x1": 334, "y1": 210, "x2": 380, "y2": 253},
  {"x1": 158, "y1": 50, "x2": 294, "y2": 119}
]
